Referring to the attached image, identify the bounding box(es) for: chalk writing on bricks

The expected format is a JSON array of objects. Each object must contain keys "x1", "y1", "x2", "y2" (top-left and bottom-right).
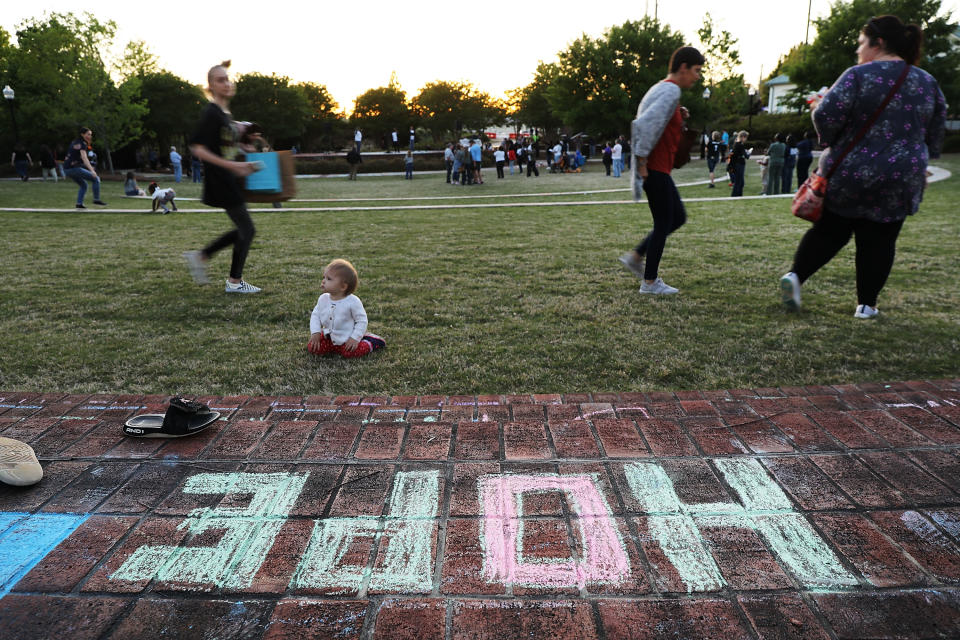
[
  {"x1": 111, "y1": 472, "x2": 308, "y2": 589},
  {"x1": 479, "y1": 474, "x2": 628, "y2": 588},
  {"x1": 292, "y1": 470, "x2": 439, "y2": 593},
  {"x1": 104, "y1": 463, "x2": 857, "y2": 592},
  {"x1": 625, "y1": 459, "x2": 858, "y2": 592}
]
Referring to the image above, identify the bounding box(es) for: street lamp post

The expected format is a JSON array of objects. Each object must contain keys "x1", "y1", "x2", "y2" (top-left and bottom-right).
[
  {"x1": 2, "y1": 85, "x2": 17, "y2": 143},
  {"x1": 702, "y1": 86, "x2": 712, "y2": 126},
  {"x1": 747, "y1": 87, "x2": 758, "y2": 133}
]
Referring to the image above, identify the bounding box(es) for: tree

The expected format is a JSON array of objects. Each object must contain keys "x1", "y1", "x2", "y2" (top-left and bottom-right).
[
  {"x1": 116, "y1": 39, "x2": 159, "y2": 80},
  {"x1": 131, "y1": 71, "x2": 206, "y2": 152},
  {"x1": 295, "y1": 81, "x2": 344, "y2": 151},
  {"x1": 697, "y1": 13, "x2": 742, "y2": 84},
  {"x1": 761, "y1": 43, "x2": 811, "y2": 109},
  {"x1": 4, "y1": 13, "x2": 145, "y2": 172},
  {"x1": 697, "y1": 14, "x2": 749, "y2": 124},
  {"x1": 232, "y1": 73, "x2": 312, "y2": 149},
  {"x1": 351, "y1": 75, "x2": 409, "y2": 145},
  {"x1": 781, "y1": 0, "x2": 959, "y2": 113},
  {"x1": 545, "y1": 18, "x2": 685, "y2": 137},
  {"x1": 509, "y1": 62, "x2": 564, "y2": 134},
  {"x1": 411, "y1": 81, "x2": 505, "y2": 140}
]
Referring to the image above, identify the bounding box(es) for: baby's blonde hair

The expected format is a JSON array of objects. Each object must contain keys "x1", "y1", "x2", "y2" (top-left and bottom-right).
[{"x1": 325, "y1": 258, "x2": 359, "y2": 295}]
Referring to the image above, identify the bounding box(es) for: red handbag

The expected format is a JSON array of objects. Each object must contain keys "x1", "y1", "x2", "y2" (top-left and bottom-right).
[
  {"x1": 792, "y1": 63, "x2": 910, "y2": 223},
  {"x1": 791, "y1": 171, "x2": 829, "y2": 222}
]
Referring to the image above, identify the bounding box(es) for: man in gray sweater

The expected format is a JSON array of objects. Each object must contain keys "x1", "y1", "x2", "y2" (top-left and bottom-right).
[{"x1": 620, "y1": 46, "x2": 704, "y2": 294}]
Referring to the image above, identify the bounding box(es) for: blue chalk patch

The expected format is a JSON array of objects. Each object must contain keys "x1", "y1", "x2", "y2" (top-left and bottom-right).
[{"x1": 0, "y1": 512, "x2": 90, "y2": 598}]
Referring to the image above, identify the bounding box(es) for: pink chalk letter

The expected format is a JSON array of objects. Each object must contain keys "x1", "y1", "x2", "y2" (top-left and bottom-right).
[{"x1": 479, "y1": 474, "x2": 629, "y2": 588}]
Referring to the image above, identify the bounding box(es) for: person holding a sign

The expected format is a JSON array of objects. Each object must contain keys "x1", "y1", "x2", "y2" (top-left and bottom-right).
[{"x1": 183, "y1": 60, "x2": 262, "y2": 294}]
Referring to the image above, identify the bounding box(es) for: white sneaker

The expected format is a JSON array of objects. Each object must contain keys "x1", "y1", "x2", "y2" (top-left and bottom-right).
[
  {"x1": 780, "y1": 272, "x2": 801, "y2": 309},
  {"x1": 225, "y1": 279, "x2": 261, "y2": 294},
  {"x1": 618, "y1": 252, "x2": 645, "y2": 280},
  {"x1": 854, "y1": 304, "x2": 879, "y2": 319},
  {"x1": 639, "y1": 277, "x2": 679, "y2": 294},
  {"x1": 183, "y1": 251, "x2": 210, "y2": 285},
  {"x1": 0, "y1": 437, "x2": 43, "y2": 486}
]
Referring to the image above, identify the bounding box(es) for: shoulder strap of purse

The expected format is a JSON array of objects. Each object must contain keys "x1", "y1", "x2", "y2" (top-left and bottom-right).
[{"x1": 825, "y1": 62, "x2": 910, "y2": 180}]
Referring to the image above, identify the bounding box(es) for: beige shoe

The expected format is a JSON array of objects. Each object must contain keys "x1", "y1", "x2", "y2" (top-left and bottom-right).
[{"x1": 0, "y1": 437, "x2": 43, "y2": 486}]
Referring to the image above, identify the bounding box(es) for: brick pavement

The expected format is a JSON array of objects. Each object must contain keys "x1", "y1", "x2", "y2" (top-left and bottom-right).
[{"x1": 1, "y1": 380, "x2": 960, "y2": 639}]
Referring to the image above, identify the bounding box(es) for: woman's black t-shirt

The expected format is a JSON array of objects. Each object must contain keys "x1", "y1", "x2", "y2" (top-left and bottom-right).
[
  {"x1": 189, "y1": 102, "x2": 243, "y2": 208},
  {"x1": 64, "y1": 139, "x2": 87, "y2": 170},
  {"x1": 729, "y1": 142, "x2": 749, "y2": 167}
]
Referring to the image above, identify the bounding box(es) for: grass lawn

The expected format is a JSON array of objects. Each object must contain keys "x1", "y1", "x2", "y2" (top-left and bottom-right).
[{"x1": 1, "y1": 155, "x2": 957, "y2": 396}]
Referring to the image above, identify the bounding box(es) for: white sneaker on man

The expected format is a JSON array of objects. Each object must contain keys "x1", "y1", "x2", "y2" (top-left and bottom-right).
[
  {"x1": 618, "y1": 252, "x2": 645, "y2": 280},
  {"x1": 639, "y1": 277, "x2": 678, "y2": 295},
  {"x1": 225, "y1": 279, "x2": 261, "y2": 294},
  {"x1": 854, "y1": 304, "x2": 879, "y2": 318},
  {"x1": 183, "y1": 251, "x2": 210, "y2": 285},
  {"x1": 780, "y1": 272, "x2": 802, "y2": 309}
]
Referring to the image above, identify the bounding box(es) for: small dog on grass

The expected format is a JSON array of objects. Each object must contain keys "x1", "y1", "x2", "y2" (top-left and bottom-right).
[{"x1": 148, "y1": 181, "x2": 177, "y2": 214}]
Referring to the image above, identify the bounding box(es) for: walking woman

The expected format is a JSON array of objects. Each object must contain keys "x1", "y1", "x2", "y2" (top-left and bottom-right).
[
  {"x1": 780, "y1": 15, "x2": 946, "y2": 318},
  {"x1": 619, "y1": 46, "x2": 705, "y2": 295},
  {"x1": 183, "y1": 61, "x2": 261, "y2": 294}
]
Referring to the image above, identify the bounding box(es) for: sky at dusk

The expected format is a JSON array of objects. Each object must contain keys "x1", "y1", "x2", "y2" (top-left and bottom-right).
[{"x1": 3, "y1": 1, "x2": 958, "y2": 112}]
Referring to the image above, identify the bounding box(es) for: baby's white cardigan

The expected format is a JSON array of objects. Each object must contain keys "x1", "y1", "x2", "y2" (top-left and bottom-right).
[{"x1": 309, "y1": 293, "x2": 368, "y2": 345}]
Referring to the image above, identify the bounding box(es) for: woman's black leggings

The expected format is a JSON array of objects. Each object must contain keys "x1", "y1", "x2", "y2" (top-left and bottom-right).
[
  {"x1": 791, "y1": 209, "x2": 904, "y2": 307},
  {"x1": 635, "y1": 170, "x2": 686, "y2": 280},
  {"x1": 203, "y1": 203, "x2": 256, "y2": 280}
]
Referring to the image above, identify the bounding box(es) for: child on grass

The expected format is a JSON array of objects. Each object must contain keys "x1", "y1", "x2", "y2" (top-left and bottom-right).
[
  {"x1": 148, "y1": 181, "x2": 177, "y2": 213},
  {"x1": 307, "y1": 259, "x2": 385, "y2": 359},
  {"x1": 124, "y1": 171, "x2": 145, "y2": 196}
]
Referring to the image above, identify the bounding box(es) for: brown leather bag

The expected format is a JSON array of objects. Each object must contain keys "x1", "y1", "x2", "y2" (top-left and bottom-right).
[{"x1": 673, "y1": 127, "x2": 700, "y2": 169}]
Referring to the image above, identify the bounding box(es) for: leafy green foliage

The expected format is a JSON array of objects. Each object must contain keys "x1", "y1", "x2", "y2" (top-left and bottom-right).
[
  {"x1": 116, "y1": 39, "x2": 159, "y2": 80},
  {"x1": 296, "y1": 81, "x2": 344, "y2": 151},
  {"x1": 510, "y1": 62, "x2": 564, "y2": 134},
  {"x1": 545, "y1": 18, "x2": 685, "y2": 137},
  {"x1": 232, "y1": 73, "x2": 313, "y2": 149},
  {"x1": 2, "y1": 12, "x2": 146, "y2": 169},
  {"x1": 697, "y1": 13, "x2": 742, "y2": 84},
  {"x1": 782, "y1": 0, "x2": 959, "y2": 113},
  {"x1": 129, "y1": 71, "x2": 206, "y2": 151},
  {"x1": 351, "y1": 76, "x2": 410, "y2": 145},
  {"x1": 411, "y1": 81, "x2": 505, "y2": 140}
]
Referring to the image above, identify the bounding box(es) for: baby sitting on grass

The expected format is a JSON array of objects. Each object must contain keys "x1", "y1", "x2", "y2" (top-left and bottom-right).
[{"x1": 308, "y1": 258, "x2": 385, "y2": 358}]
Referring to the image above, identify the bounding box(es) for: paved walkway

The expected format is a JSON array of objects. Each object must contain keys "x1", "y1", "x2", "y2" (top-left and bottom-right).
[{"x1": 1, "y1": 381, "x2": 959, "y2": 639}]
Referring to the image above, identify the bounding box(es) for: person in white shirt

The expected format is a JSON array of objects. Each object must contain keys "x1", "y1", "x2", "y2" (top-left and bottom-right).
[
  {"x1": 308, "y1": 259, "x2": 385, "y2": 358},
  {"x1": 354, "y1": 129, "x2": 362, "y2": 154},
  {"x1": 493, "y1": 146, "x2": 506, "y2": 178},
  {"x1": 551, "y1": 143, "x2": 563, "y2": 172},
  {"x1": 611, "y1": 140, "x2": 623, "y2": 177},
  {"x1": 148, "y1": 181, "x2": 177, "y2": 213}
]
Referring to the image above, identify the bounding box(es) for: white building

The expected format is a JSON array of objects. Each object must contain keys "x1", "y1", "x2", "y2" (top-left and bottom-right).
[{"x1": 765, "y1": 74, "x2": 798, "y2": 114}]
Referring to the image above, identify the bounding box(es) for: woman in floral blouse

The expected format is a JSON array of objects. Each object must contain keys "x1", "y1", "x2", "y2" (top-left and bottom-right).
[{"x1": 780, "y1": 15, "x2": 946, "y2": 319}]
